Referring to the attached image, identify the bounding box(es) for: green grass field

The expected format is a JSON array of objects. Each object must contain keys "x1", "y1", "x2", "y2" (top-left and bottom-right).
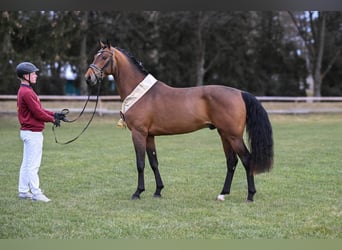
[{"x1": 0, "y1": 114, "x2": 341, "y2": 239}]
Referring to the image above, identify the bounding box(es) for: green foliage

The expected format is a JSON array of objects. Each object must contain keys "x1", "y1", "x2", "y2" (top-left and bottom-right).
[
  {"x1": 0, "y1": 11, "x2": 341, "y2": 96},
  {"x1": 0, "y1": 114, "x2": 341, "y2": 239}
]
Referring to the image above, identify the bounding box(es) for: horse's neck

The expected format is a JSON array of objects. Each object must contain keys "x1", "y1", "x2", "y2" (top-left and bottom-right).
[
  {"x1": 115, "y1": 71, "x2": 146, "y2": 100},
  {"x1": 114, "y1": 51, "x2": 146, "y2": 100}
]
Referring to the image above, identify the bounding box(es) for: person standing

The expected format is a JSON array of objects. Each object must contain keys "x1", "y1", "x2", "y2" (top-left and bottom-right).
[{"x1": 16, "y1": 62, "x2": 65, "y2": 202}]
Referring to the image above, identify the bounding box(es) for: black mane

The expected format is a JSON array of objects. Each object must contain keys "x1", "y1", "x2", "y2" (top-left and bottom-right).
[{"x1": 116, "y1": 47, "x2": 149, "y2": 76}]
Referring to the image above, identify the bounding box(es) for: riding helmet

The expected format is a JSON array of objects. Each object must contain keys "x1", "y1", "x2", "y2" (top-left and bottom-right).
[{"x1": 16, "y1": 62, "x2": 39, "y2": 78}]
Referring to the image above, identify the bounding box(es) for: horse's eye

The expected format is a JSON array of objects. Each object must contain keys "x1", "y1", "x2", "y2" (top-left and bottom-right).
[{"x1": 102, "y1": 55, "x2": 107, "y2": 60}]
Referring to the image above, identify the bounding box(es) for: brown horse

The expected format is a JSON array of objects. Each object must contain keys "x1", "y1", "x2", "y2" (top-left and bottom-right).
[{"x1": 85, "y1": 41, "x2": 273, "y2": 202}]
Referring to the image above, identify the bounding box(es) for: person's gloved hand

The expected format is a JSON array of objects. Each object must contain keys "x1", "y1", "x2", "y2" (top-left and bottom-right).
[
  {"x1": 54, "y1": 112, "x2": 67, "y2": 122},
  {"x1": 53, "y1": 117, "x2": 61, "y2": 127}
]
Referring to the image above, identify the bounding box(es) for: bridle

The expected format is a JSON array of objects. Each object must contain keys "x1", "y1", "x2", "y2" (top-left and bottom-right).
[
  {"x1": 52, "y1": 48, "x2": 114, "y2": 145},
  {"x1": 88, "y1": 48, "x2": 114, "y2": 84}
]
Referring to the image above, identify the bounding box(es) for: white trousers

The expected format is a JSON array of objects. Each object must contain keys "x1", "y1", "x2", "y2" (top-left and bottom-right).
[{"x1": 19, "y1": 130, "x2": 44, "y2": 195}]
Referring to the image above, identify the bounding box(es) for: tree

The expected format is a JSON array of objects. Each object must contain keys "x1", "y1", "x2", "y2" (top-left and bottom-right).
[
  {"x1": 288, "y1": 11, "x2": 342, "y2": 97},
  {"x1": 192, "y1": 12, "x2": 251, "y2": 87},
  {"x1": 156, "y1": 11, "x2": 254, "y2": 88},
  {"x1": 0, "y1": 11, "x2": 338, "y2": 96},
  {"x1": 321, "y1": 12, "x2": 342, "y2": 96},
  {"x1": 251, "y1": 11, "x2": 307, "y2": 96},
  {"x1": 0, "y1": 11, "x2": 18, "y2": 94}
]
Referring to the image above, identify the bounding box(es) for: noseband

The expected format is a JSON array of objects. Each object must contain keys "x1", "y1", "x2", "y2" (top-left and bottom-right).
[{"x1": 89, "y1": 49, "x2": 114, "y2": 83}]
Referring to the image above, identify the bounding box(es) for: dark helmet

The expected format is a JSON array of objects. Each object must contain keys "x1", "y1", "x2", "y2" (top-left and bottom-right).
[{"x1": 16, "y1": 62, "x2": 39, "y2": 78}]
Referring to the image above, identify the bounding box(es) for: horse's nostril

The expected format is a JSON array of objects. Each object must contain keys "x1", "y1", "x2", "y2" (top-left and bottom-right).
[{"x1": 85, "y1": 76, "x2": 91, "y2": 85}]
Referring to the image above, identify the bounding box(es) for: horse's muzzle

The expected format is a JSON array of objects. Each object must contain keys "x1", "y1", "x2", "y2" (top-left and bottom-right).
[{"x1": 85, "y1": 74, "x2": 97, "y2": 86}]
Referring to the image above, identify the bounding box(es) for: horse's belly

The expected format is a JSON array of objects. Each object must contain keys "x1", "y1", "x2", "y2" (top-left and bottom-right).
[{"x1": 149, "y1": 117, "x2": 210, "y2": 136}]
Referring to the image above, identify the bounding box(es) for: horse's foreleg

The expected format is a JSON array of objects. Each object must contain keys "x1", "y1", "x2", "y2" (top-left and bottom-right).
[
  {"x1": 131, "y1": 132, "x2": 147, "y2": 200},
  {"x1": 146, "y1": 135, "x2": 164, "y2": 198},
  {"x1": 217, "y1": 135, "x2": 238, "y2": 201}
]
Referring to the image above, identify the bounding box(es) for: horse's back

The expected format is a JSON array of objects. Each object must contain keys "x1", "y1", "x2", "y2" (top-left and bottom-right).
[
  {"x1": 155, "y1": 82, "x2": 243, "y2": 105},
  {"x1": 150, "y1": 83, "x2": 244, "y2": 117}
]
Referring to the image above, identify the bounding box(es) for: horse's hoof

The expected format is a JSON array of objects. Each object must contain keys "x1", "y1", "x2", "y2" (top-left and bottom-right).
[
  {"x1": 131, "y1": 195, "x2": 140, "y2": 200},
  {"x1": 216, "y1": 194, "x2": 225, "y2": 201},
  {"x1": 246, "y1": 199, "x2": 254, "y2": 203},
  {"x1": 153, "y1": 194, "x2": 162, "y2": 198}
]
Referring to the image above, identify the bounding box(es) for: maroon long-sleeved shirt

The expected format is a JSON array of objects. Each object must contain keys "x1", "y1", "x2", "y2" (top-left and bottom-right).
[{"x1": 17, "y1": 84, "x2": 55, "y2": 132}]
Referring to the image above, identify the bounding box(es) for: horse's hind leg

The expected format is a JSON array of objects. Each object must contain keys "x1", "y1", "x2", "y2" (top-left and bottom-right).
[
  {"x1": 230, "y1": 138, "x2": 256, "y2": 202},
  {"x1": 217, "y1": 135, "x2": 238, "y2": 201},
  {"x1": 146, "y1": 135, "x2": 164, "y2": 198}
]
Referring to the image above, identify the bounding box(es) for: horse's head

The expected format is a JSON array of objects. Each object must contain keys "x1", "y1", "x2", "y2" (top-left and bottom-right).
[{"x1": 85, "y1": 40, "x2": 115, "y2": 86}]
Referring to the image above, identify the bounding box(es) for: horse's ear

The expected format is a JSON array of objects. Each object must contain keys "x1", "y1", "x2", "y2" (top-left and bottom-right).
[
  {"x1": 99, "y1": 40, "x2": 105, "y2": 48},
  {"x1": 106, "y1": 40, "x2": 111, "y2": 48}
]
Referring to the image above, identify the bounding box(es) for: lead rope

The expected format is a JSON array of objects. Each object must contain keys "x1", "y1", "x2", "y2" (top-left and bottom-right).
[{"x1": 52, "y1": 80, "x2": 102, "y2": 145}]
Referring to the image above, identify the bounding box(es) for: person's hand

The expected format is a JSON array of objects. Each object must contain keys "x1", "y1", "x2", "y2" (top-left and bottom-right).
[
  {"x1": 54, "y1": 112, "x2": 66, "y2": 122},
  {"x1": 53, "y1": 118, "x2": 61, "y2": 127}
]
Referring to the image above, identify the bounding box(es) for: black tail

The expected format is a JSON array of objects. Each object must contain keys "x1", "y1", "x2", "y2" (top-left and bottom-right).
[{"x1": 242, "y1": 92, "x2": 274, "y2": 174}]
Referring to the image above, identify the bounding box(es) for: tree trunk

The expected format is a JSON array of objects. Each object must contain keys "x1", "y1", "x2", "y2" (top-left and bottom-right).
[
  {"x1": 195, "y1": 12, "x2": 206, "y2": 86},
  {"x1": 288, "y1": 11, "x2": 327, "y2": 97},
  {"x1": 196, "y1": 49, "x2": 205, "y2": 86},
  {"x1": 313, "y1": 13, "x2": 325, "y2": 97},
  {"x1": 79, "y1": 12, "x2": 88, "y2": 95}
]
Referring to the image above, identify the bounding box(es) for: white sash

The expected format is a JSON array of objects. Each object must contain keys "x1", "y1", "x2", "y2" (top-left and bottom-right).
[{"x1": 121, "y1": 74, "x2": 158, "y2": 114}]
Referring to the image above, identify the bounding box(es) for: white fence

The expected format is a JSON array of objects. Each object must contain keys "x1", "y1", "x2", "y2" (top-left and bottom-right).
[
  {"x1": 2, "y1": 95, "x2": 342, "y2": 115},
  {"x1": 0, "y1": 95, "x2": 121, "y2": 115},
  {"x1": 257, "y1": 96, "x2": 342, "y2": 102},
  {"x1": 0, "y1": 95, "x2": 121, "y2": 101}
]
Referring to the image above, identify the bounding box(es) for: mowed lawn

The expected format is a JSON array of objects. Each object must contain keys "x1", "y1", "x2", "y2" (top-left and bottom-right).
[{"x1": 0, "y1": 113, "x2": 341, "y2": 239}]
